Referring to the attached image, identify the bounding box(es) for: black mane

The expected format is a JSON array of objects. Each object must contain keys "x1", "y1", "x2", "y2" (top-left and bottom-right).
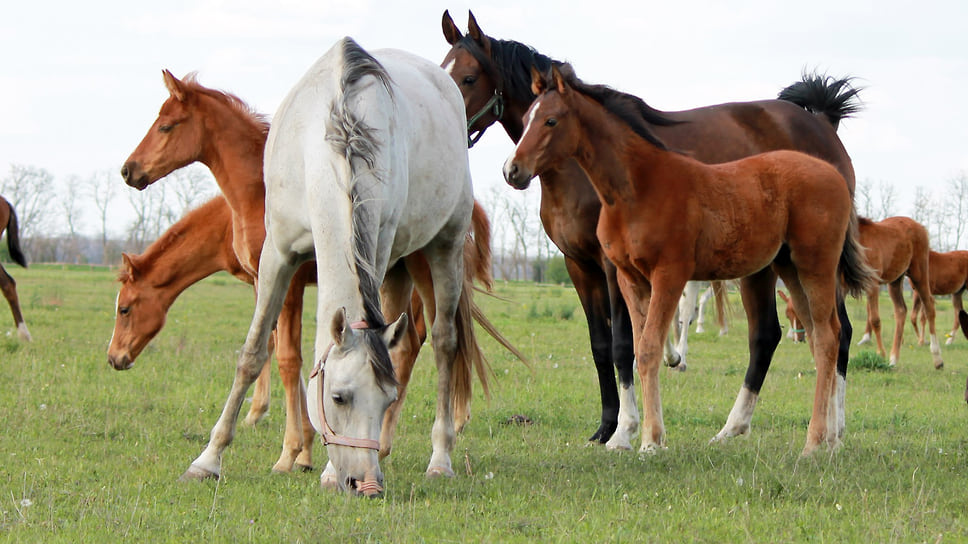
[
  {"x1": 778, "y1": 70, "x2": 863, "y2": 130},
  {"x1": 455, "y1": 36, "x2": 556, "y2": 107}
]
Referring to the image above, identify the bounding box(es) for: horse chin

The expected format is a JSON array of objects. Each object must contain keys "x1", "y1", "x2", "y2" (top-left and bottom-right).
[{"x1": 120, "y1": 162, "x2": 154, "y2": 190}]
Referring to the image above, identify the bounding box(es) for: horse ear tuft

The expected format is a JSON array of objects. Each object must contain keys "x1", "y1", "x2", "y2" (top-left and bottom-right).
[
  {"x1": 442, "y1": 10, "x2": 463, "y2": 45},
  {"x1": 552, "y1": 66, "x2": 568, "y2": 95}
]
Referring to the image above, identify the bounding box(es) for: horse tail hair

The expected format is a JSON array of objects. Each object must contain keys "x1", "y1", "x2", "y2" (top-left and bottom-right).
[
  {"x1": 777, "y1": 70, "x2": 863, "y2": 132},
  {"x1": 4, "y1": 199, "x2": 27, "y2": 268},
  {"x1": 840, "y1": 206, "x2": 878, "y2": 298},
  {"x1": 467, "y1": 200, "x2": 493, "y2": 290},
  {"x1": 711, "y1": 280, "x2": 733, "y2": 330},
  {"x1": 451, "y1": 277, "x2": 494, "y2": 431}
]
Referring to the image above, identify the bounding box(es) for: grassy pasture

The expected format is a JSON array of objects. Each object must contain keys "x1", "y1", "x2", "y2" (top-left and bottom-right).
[{"x1": 0, "y1": 265, "x2": 966, "y2": 542}]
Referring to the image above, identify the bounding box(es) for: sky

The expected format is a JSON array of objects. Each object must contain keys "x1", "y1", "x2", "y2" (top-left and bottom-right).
[{"x1": 2, "y1": 1, "x2": 967, "y2": 236}]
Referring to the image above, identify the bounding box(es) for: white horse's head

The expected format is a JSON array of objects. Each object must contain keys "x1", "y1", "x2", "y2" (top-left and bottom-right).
[{"x1": 308, "y1": 308, "x2": 407, "y2": 497}]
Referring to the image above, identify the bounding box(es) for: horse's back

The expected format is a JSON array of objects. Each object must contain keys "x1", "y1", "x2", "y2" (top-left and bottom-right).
[{"x1": 660, "y1": 99, "x2": 855, "y2": 192}]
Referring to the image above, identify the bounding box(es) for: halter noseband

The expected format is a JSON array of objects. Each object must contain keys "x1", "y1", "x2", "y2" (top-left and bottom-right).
[
  {"x1": 466, "y1": 89, "x2": 504, "y2": 148},
  {"x1": 309, "y1": 320, "x2": 382, "y2": 451}
]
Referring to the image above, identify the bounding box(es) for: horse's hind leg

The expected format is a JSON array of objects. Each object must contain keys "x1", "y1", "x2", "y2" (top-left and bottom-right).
[
  {"x1": 949, "y1": 293, "x2": 964, "y2": 344},
  {"x1": 910, "y1": 290, "x2": 925, "y2": 345},
  {"x1": 711, "y1": 267, "x2": 781, "y2": 442},
  {"x1": 865, "y1": 289, "x2": 887, "y2": 358},
  {"x1": 417, "y1": 238, "x2": 467, "y2": 478},
  {"x1": 906, "y1": 273, "x2": 943, "y2": 369},
  {"x1": 0, "y1": 264, "x2": 30, "y2": 341},
  {"x1": 887, "y1": 279, "x2": 908, "y2": 367}
]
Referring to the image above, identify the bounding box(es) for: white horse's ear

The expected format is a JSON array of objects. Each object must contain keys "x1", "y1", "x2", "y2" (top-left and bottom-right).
[
  {"x1": 383, "y1": 313, "x2": 409, "y2": 349},
  {"x1": 331, "y1": 307, "x2": 351, "y2": 347}
]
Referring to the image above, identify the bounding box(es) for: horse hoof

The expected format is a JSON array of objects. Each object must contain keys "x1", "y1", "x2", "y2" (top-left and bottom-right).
[
  {"x1": 605, "y1": 438, "x2": 632, "y2": 451},
  {"x1": 295, "y1": 463, "x2": 314, "y2": 473},
  {"x1": 934, "y1": 361, "x2": 944, "y2": 370},
  {"x1": 670, "y1": 363, "x2": 688, "y2": 373},
  {"x1": 426, "y1": 466, "x2": 455, "y2": 478},
  {"x1": 179, "y1": 464, "x2": 219, "y2": 482}
]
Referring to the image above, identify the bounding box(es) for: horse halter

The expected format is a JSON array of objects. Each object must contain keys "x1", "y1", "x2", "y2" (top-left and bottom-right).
[
  {"x1": 309, "y1": 320, "x2": 382, "y2": 452},
  {"x1": 466, "y1": 89, "x2": 504, "y2": 148}
]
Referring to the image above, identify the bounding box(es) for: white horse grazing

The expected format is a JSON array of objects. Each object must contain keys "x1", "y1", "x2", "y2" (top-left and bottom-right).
[{"x1": 180, "y1": 38, "x2": 476, "y2": 496}]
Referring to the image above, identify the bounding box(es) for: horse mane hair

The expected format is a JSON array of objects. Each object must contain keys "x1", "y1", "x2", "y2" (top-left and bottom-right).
[
  {"x1": 555, "y1": 64, "x2": 677, "y2": 150},
  {"x1": 777, "y1": 70, "x2": 863, "y2": 130},
  {"x1": 456, "y1": 35, "x2": 556, "y2": 105},
  {"x1": 179, "y1": 73, "x2": 270, "y2": 137},
  {"x1": 327, "y1": 37, "x2": 399, "y2": 389}
]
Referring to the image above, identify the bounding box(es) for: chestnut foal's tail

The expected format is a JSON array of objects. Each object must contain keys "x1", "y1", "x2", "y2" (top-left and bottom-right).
[
  {"x1": 3, "y1": 198, "x2": 27, "y2": 268},
  {"x1": 840, "y1": 209, "x2": 878, "y2": 298}
]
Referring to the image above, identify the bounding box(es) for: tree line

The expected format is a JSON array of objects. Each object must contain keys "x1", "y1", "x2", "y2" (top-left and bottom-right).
[{"x1": 2, "y1": 162, "x2": 967, "y2": 283}]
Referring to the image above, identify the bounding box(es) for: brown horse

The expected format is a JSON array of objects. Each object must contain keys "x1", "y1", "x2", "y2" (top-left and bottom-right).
[
  {"x1": 441, "y1": 10, "x2": 863, "y2": 450},
  {"x1": 0, "y1": 196, "x2": 30, "y2": 341},
  {"x1": 504, "y1": 66, "x2": 875, "y2": 455},
  {"x1": 777, "y1": 290, "x2": 805, "y2": 343},
  {"x1": 910, "y1": 250, "x2": 968, "y2": 345},
  {"x1": 854, "y1": 216, "x2": 943, "y2": 368},
  {"x1": 120, "y1": 71, "x2": 519, "y2": 480},
  {"x1": 107, "y1": 193, "x2": 502, "y2": 469}
]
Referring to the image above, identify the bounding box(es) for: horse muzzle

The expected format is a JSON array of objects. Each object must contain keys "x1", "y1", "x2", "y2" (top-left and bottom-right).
[
  {"x1": 107, "y1": 352, "x2": 134, "y2": 371},
  {"x1": 120, "y1": 161, "x2": 151, "y2": 190},
  {"x1": 502, "y1": 158, "x2": 534, "y2": 190}
]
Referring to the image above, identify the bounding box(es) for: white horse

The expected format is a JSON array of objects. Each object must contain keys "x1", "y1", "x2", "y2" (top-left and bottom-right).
[{"x1": 180, "y1": 38, "x2": 476, "y2": 496}]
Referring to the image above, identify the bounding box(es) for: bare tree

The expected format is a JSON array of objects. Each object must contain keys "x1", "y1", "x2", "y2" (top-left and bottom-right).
[
  {"x1": 126, "y1": 183, "x2": 175, "y2": 252},
  {"x1": 938, "y1": 172, "x2": 968, "y2": 251},
  {"x1": 60, "y1": 175, "x2": 85, "y2": 263},
  {"x1": 857, "y1": 178, "x2": 874, "y2": 219},
  {"x1": 85, "y1": 169, "x2": 118, "y2": 261},
  {"x1": 875, "y1": 180, "x2": 897, "y2": 220},
  {"x1": 0, "y1": 164, "x2": 57, "y2": 245},
  {"x1": 167, "y1": 164, "x2": 217, "y2": 213}
]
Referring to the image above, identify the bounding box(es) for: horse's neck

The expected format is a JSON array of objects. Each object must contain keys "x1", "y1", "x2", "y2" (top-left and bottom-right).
[
  {"x1": 570, "y1": 96, "x2": 681, "y2": 210},
  {"x1": 198, "y1": 111, "x2": 268, "y2": 268},
  {"x1": 501, "y1": 100, "x2": 531, "y2": 143},
  {"x1": 137, "y1": 220, "x2": 237, "y2": 307}
]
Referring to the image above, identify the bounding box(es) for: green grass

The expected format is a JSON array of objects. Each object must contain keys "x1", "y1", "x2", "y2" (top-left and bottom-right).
[{"x1": 0, "y1": 268, "x2": 966, "y2": 542}]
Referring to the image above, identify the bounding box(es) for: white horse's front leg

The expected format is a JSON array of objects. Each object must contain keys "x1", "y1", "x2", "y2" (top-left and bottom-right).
[{"x1": 181, "y1": 247, "x2": 299, "y2": 481}]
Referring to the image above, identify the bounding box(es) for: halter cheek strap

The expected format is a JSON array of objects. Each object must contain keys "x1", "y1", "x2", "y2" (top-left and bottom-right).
[
  {"x1": 466, "y1": 90, "x2": 504, "y2": 148},
  {"x1": 309, "y1": 320, "x2": 381, "y2": 451}
]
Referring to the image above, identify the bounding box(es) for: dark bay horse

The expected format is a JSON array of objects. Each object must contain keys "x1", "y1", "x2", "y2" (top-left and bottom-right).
[
  {"x1": 505, "y1": 65, "x2": 875, "y2": 454},
  {"x1": 0, "y1": 196, "x2": 30, "y2": 341},
  {"x1": 441, "y1": 10, "x2": 862, "y2": 450}
]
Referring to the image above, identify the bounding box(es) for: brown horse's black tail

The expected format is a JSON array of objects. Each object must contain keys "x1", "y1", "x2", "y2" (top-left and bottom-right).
[
  {"x1": 778, "y1": 70, "x2": 863, "y2": 132},
  {"x1": 4, "y1": 200, "x2": 27, "y2": 268},
  {"x1": 840, "y1": 208, "x2": 878, "y2": 298}
]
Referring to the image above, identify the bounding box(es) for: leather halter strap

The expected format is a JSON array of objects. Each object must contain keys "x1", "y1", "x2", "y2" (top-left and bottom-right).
[
  {"x1": 310, "y1": 320, "x2": 381, "y2": 451},
  {"x1": 466, "y1": 89, "x2": 504, "y2": 148}
]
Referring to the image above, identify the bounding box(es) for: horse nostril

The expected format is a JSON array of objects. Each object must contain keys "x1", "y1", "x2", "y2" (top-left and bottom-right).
[{"x1": 120, "y1": 164, "x2": 129, "y2": 181}]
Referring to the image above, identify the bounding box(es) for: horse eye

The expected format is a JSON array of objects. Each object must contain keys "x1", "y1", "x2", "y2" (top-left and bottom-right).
[
  {"x1": 546, "y1": 118, "x2": 558, "y2": 127},
  {"x1": 118, "y1": 307, "x2": 130, "y2": 316},
  {"x1": 462, "y1": 76, "x2": 476, "y2": 85},
  {"x1": 332, "y1": 393, "x2": 348, "y2": 406},
  {"x1": 159, "y1": 124, "x2": 174, "y2": 133}
]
